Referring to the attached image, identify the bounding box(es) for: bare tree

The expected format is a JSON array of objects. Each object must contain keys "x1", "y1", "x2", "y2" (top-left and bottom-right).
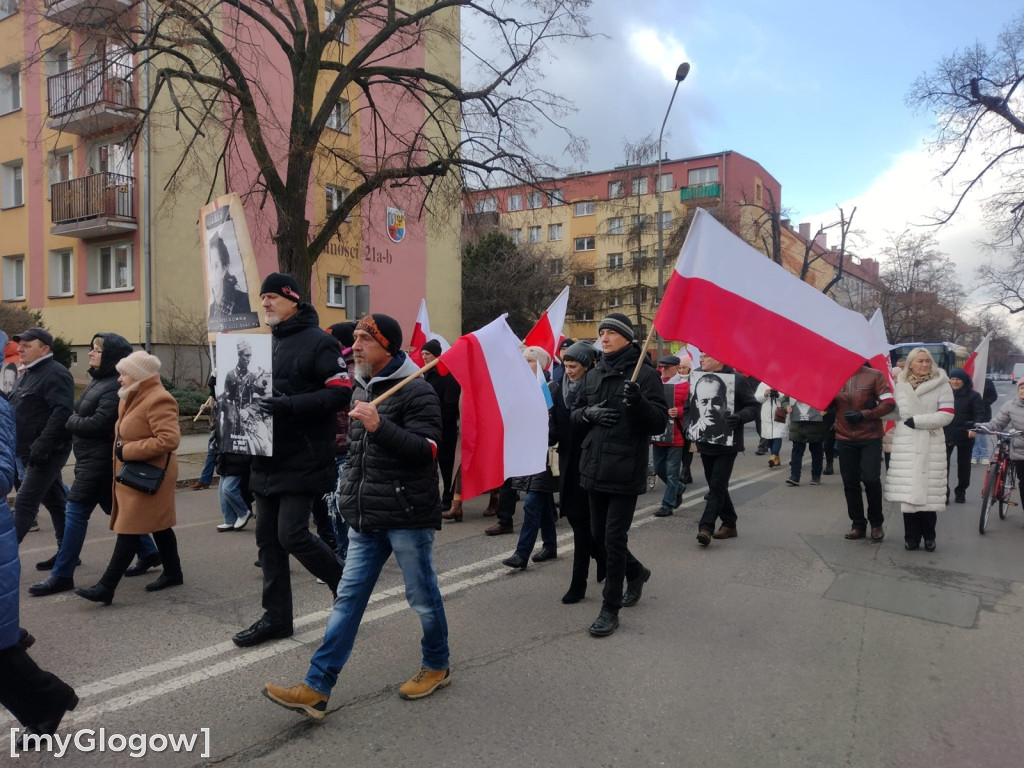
[
  {"x1": 163, "y1": 298, "x2": 211, "y2": 387},
  {"x1": 907, "y1": 12, "x2": 1024, "y2": 243},
  {"x1": 39, "y1": 1, "x2": 592, "y2": 292}
]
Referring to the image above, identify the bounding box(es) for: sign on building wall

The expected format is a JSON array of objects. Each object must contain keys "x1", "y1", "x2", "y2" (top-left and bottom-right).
[
  {"x1": 386, "y1": 207, "x2": 406, "y2": 243},
  {"x1": 200, "y1": 194, "x2": 262, "y2": 337}
]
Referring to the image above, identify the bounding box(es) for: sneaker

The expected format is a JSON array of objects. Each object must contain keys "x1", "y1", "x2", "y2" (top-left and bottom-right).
[
  {"x1": 216, "y1": 523, "x2": 234, "y2": 532},
  {"x1": 696, "y1": 529, "x2": 712, "y2": 548},
  {"x1": 263, "y1": 683, "x2": 328, "y2": 719},
  {"x1": 621, "y1": 566, "x2": 651, "y2": 608},
  {"x1": 785, "y1": 476, "x2": 800, "y2": 486},
  {"x1": 809, "y1": 476, "x2": 821, "y2": 485},
  {"x1": 233, "y1": 511, "x2": 252, "y2": 530},
  {"x1": 653, "y1": 506, "x2": 674, "y2": 517},
  {"x1": 398, "y1": 666, "x2": 452, "y2": 700}
]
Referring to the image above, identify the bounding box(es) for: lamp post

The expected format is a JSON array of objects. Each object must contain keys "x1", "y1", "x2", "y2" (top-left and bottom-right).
[{"x1": 655, "y1": 62, "x2": 690, "y2": 356}]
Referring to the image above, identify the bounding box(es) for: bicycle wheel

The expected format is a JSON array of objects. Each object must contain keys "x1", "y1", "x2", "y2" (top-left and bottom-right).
[
  {"x1": 999, "y1": 460, "x2": 1013, "y2": 519},
  {"x1": 979, "y1": 463, "x2": 995, "y2": 534}
]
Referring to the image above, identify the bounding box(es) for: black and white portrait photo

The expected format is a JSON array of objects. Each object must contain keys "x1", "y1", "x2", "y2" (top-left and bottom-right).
[
  {"x1": 686, "y1": 371, "x2": 736, "y2": 447},
  {"x1": 215, "y1": 333, "x2": 273, "y2": 456},
  {"x1": 204, "y1": 206, "x2": 259, "y2": 333}
]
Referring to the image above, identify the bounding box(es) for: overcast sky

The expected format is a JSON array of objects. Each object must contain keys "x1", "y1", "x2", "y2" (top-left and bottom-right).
[{"x1": 466, "y1": 0, "x2": 1017, "y2": 326}]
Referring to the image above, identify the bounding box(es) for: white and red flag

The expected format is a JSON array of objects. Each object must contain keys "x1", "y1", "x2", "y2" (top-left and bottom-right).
[
  {"x1": 438, "y1": 315, "x2": 548, "y2": 500},
  {"x1": 408, "y1": 299, "x2": 449, "y2": 366},
  {"x1": 654, "y1": 208, "x2": 887, "y2": 410},
  {"x1": 963, "y1": 332, "x2": 992, "y2": 384},
  {"x1": 523, "y1": 286, "x2": 569, "y2": 368}
]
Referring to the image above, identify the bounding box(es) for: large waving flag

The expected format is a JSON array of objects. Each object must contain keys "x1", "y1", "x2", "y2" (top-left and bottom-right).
[
  {"x1": 963, "y1": 332, "x2": 992, "y2": 384},
  {"x1": 438, "y1": 315, "x2": 548, "y2": 500},
  {"x1": 654, "y1": 208, "x2": 886, "y2": 410},
  {"x1": 523, "y1": 286, "x2": 569, "y2": 368}
]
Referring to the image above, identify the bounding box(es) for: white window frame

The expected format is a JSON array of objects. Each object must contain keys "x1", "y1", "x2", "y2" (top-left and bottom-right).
[
  {"x1": 0, "y1": 63, "x2": 20, "y2": 114},
  {"x1": 526, "y1": 191, "x2": 543, "y2": 210},
  {"x1": 657, "y1": 211, "x2": 672, "y2": 231},
  {"x1": 631, "y1": 213, "x2": 648, "y2": 232},
  {"x1": 0, "y1": 0, "x2": 19, "y2": 21},
  {"x1": 631, "y1": 177, "x2": 649, "y2": 195},
  {"x1": 575, "y1": 308, "x2": 594, "y2": 321},
  {"x1": 688, "y1": 166, "x2": 719, "y2": 185},
  {"x1": 507, "y1": 194, "x2": 522, "y2": 212},
  {"x1": 630, "y1": 250, "x2": 646, "y2": 266},
  {"x1": 508, "y1": 228, "x2": 522, "y2": 245},
  {"x1": 657, "y1": 172, "x2": 673, "y2": 193},
  {"x1": 608, "y1": 180, "x2": 623, "y2": 199},
  {"x1": 326, "y1": 184, "x2": 352, "y2": 222},
  {"x1": 2, "y1": 254, "x2": 24, "y2": 301},
  {"x1": 607, "y1": 217, "x2": 623, "y2": 235},
  {"x1": 573, "y1": 200, "x2": 595, "y2": 217},
  {"x1": 1, "y1": 160, "x2": 24, "y2": 209},
  {"x1": 547, "y1": 189, "x2": 564, "y2": 206},
  {"x1": 608, "y1": 293, "x2": 622, "y2": 308},
  {"x1": 49, "y1": 248, "x2": 74, "y2": 297},
  {"x1": 327, "y1": 98, "x2": 351, "y2": 133},
  {"x1": 548, "y1": 223, "x2": 562, "y2": 241},
  {"x1": 577, "y1": 272, "x2": 595, "y2": 287},
  {"x1": 326, "y1": 274, "x2": 349, "y2": 307},
  {"x1": 324, "y1": 3, "x2": 350, "y2": 43},
  {"x1": 574, "y1": 236, "x2": 595, "y2": 252},
  {"x1": 527, "y1": 226, "x2": 542, "y2": 243},
  {"x1": 607, "y1": 252, "x2": 623, "y2": 271},
  {"x1": 474, "y1": 197, "x2": 497, "y2": 214},
  {"x1": 88, "y1": 242, "x2": 133, "y2": 293}
]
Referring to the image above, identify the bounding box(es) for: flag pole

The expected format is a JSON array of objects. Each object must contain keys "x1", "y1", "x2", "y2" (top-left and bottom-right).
[
  {"x1": 630, "y1": 324, "x2": 658, "y2": 382},
  {"x1": 369, "y1": 357, "x2": 442, "y2": 406}
]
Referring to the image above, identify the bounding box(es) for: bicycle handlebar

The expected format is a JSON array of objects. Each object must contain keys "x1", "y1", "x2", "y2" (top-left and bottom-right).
[{"x1": 973, "y1": 426, "x2": 1021, "y2": 439}]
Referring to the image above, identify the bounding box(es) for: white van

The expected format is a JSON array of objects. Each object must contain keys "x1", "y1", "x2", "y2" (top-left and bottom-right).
[{"x1": 1013, "y1": 363, "x2": 1024, "y2": 382}]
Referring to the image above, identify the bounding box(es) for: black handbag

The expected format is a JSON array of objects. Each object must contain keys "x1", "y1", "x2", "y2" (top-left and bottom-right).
[{"x1": 116, "y1": 455, "x2": 171, "y2": 495}]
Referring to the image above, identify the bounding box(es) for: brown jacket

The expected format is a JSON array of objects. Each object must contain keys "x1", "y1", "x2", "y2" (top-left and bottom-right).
[
  {"x1": 110, "y1": 376, "x2": 180, "y2": 534},
  {"x1": 832, "y1": 367, "x2": 895, "y2": 442}
]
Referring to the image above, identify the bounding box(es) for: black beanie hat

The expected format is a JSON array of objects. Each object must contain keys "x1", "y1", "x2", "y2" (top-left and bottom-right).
[
  {"x1": 259, "y1": 272, "x2": 302, "y2": 303},
  {"x1": 328, "y1": 321, "x2": 357, "y2": 348},
  {"x1": 356, "y1": 313, "x2": 403, "y2": 354},
  {"x1": 597, "y1": 312, "x2": 635, "y2": 342},
  {"x1": 422, "y1": 339, "x2": 443, "y2": 357}
]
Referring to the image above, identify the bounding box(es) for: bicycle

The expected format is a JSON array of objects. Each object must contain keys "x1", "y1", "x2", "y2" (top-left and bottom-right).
[{"x1": 974, "y1": 426, "x2": 1021, "y2": 534}]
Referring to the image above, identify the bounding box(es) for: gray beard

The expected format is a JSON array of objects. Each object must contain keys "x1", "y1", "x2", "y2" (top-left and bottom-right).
[
  {"x1": 265, "y1": 316, "x2": 281, "y2": 327},
  {"x1": 355, "y1": 361, "x2": 373, "y2": 380}
]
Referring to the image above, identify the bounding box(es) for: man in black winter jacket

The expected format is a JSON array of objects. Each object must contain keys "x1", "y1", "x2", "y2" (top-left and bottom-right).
[
  {"x1": 263, "y1": 313, "x2": 451, "y2": 718},
  {"x1": 233, "y1": 274, "x2": 351, "y2": 649},
  {"x1": 9, "y1": 328, "x2": 74, "y2": 550},
  {"x1": 571, "y1": 313, "x2": 668, "y2": 638}
]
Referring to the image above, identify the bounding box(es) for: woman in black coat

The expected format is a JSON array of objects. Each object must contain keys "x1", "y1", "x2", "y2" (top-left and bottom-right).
[
  {"x1": 28, "y1": 333, "x2": 160, "y2": 596},
  {"x1": 944, "y1": 367, "x2": 986, "y2": 504}
]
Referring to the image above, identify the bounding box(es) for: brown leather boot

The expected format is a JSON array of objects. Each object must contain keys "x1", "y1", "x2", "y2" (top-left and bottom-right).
[
  {"x1": 482, "y1": 489, "x2": 499, "y2": 517},
  {"x1": 441, "y1": 498, "x2": 463, "y2": 522}
]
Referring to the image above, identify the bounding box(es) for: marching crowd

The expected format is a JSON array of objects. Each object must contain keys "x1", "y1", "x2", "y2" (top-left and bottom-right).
[{"x1": 0, "y1": 274, "x2": 1015, "y2": 735}]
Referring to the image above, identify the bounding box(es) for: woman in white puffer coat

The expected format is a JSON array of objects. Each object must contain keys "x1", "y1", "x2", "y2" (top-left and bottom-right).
[
  {"x1": 884, "y1": 348, "x2": 954, "y2": 552},
  {"x1": 754, "y1": 382, "x2": 790, "y2": 469}
]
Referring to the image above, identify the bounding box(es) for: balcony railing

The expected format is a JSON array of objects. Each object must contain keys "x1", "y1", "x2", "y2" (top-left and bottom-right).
[
  {"x1": 679, "y1": 182, "x2": 721, "y2": 201},
  {"x1": 44, "y1": 0, "x2": 132, "y2": 27},
  {"x1": 46, "y1": 58, "x2": 135, "y2": 135},
  {"x1": 50, "y1": 172, "x2": 136, "y2": 238}
]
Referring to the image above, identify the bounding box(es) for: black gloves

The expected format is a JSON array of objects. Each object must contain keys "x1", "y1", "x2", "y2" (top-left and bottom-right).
[
  {"x1": 259, "y1": 395, "x2": 292, "y2": 416},
  {"x1": 904, "y1": 418, "x2": 915, "y2": 429},
  {"x1": 843, "y1": 410, "x2": 864, "y2": 425},
  {"x1": 583, "y1": 401, "x2": 620, "y2": 427},
  {"x1": 622, "y1": 380, "x2": 641, "y2": 406},
  {"x1": 725, "y1": 413, "x2": 742, "y2": 428},
  {"x1": 114, "y1": 441, "x2": 125, "y2": 461}
]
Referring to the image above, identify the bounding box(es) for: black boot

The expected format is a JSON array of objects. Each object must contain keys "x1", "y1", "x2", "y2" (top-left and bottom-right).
[
  {"x1": 588, "y1": 609, "x2": 619, "y2": 637},
  {"x1": 823, "y1": 461, "x2": 834, "y2": 476},
  {"x1": 75, "y1": 583, "x2": 115, "y2": 605}
]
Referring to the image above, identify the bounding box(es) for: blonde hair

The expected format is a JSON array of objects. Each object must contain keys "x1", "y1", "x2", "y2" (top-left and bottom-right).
[{"x1": 897, "y1": 347, "x2": 937, "y2": 384}]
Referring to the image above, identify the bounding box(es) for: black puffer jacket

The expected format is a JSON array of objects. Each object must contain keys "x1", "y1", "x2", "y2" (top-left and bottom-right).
[
  {"x1": 10, "y1": 354, "x2": 74, "y2": 460},
  {"x1": 250, "y1": 303, "x2": 351, "y2": 496},
  {"x1": 571, "y1": 344, "x2": 668, "y2": 494},
  {"x1": 340, "y1": 352, "x2": 442, "y2": 532},
  {"x1": 944, "y1": 367, "x2": 986, "y2": 445},
  {"x1": 65, "y1": 333, "x2": 133, "y2": 505}
]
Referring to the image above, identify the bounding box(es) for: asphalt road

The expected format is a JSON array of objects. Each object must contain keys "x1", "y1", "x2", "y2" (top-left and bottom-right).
[{"x1": 9, "y1": 382, "x2": 1024, "y2": 767}]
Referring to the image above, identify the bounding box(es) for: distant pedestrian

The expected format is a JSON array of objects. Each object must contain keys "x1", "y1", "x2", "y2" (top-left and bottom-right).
[
  {"x1": 943, "y1": 367, "x2": 985, "y2": 504},
  {"x1": 786, "y1": 400, "x2": 827, "y2": 486},
  {"x1": 754, "y1": 382, "x2": 789, "y2": 468},
  {"x1": 651, "y1": 354, "x2": 688, "y2": 517}
]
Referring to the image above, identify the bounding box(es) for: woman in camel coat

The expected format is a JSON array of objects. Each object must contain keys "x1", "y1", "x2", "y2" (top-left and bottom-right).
[{"x1": 75, "y1": 351, "x2": 183, "y2": 604}]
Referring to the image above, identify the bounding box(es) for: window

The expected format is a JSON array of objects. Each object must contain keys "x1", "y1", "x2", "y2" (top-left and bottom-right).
[
  {"x1": 327, "y1": 98, "x2": 351, "y2": 133},
  {"x1": 575, "y1": 308, "x2": 594, "y2": 322},
  {"x1": 634, "y1": 286, "x2": 649, "y2": 305},
  {"x1": 607, "y1": 217, "x2": 623, "y2": 235},
  {"x1": 49, "y1": 249, "x2": 73, "y2": 297},
  {"x1": 608, "y1": 293, "x2": 622, "y2": 308},
  {"x1": 548, "y1": 223, "x2": 562, "y2": 241},
  {"x1": 574, "y1": 200, "x2": 595, "y2": 217},
  {"x1": 547, "y1": 189, "x2": 564, "y2": 206},
  {"x1": 508, "y1": 229, "x2": 522, "y2": 245},
  {"x1": 607, "y1": 252, "x2": 623, "y2": 270},
  {"x1": 0, "y1": 63, "x2": 20, "y2": 114},
  {"x1": 326, "y1": 274, "x2": 349, "y2": 307},
  {"x1": 324, "y1": 3, "x2": 350, "y2": 43},
  {"x1": 608, "y1": 180, "x2": 624, "y2": 199},
  {"x1": 549, "y1": 258, "x2": 563, "y2": 276},
  {"x1": 657, "y1": 173, "x2": 673, "y2": 193},
  {"x1": 47, "y1": 149, "x2": 72, "y2": 188},
  {"x1": 574, "y1": 236, "x2": 595, "y2": 252},
  {"x1": 326, "y1": 184, "x2": 352, "y2": 222},
  {"x1": 631, "y1": 250, "x2": 647, "y2": 268},
  {"x1": 2, "y1": 255, "x2": 24, "y2": 301},
  {"x1": 755, "y1": 179, "x2": 763, "y2": 207},
  {"x1": 1, "y1": 160, "x2": 23, "y2": 208},
  {"x1": 688, "y1": 166, "x2": 719, "y2": 185},
  {"x1": 507, "y1": 194, "x2": 522, "y2": 212},
  {"x1": 45, "y1": 46, "x2": 70, "y2": 78},
  {"x1": 656, "y1": 211, "x2": 672, "y2": 231},
  {"x1": 631, "y1": 177, "x2": 648, "y2": 195},
  {"x1": 88, "y1": 242, "x2": 132, "y2": 293},
  {"x1": 631, "y1": 214, "x2": 648, "y2": 232},
  {"x1": 474, "y1": 197, "x2": 497, "y2": 213},
  {"x1": 576, "y1": 272, "x2": 595, "y2": 287},
  {"x1": 0, "y1": 0, "x2": 18, "y2": 20},
  {"x1": 526, "y1": 191, "x2": 543, "y2": 210},
  {"x1": 527, "y1": 226, "x2": 542, "y2": 243}
]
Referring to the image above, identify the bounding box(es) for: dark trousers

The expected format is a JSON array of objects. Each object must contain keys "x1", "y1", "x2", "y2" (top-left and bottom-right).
[
  {"x1": 837, "y1": 439, "x2": 884, "y2": 529},
  {"x1": 566, "y1": 512, "x2": 604, "y2": 591},
  {"x1": 100, "y1": 529, "x2": 182, "y2": 590},
  {"x1": 255, "y1": 493, "x2": 344, "y2": 626},
  {"x1": 496, "y1": 480, "x2": 518, "y2": 528},
  {"x1": 438, "y1": 435, "x2": 457, "y2": 506},
  {"x1": 790, "y1": 441, "x2": 824, "y2": 481},
  {"x1": 13, "y1": 446, "x2": 71, "y2": 544},
  {"x1": 903, "y1": 511, "x2": 937, "y2": 544},
  {"x1": 0, "y1": 644, "x2": 76, "y2": 730},
  {"x1": 946, "y1": 439, "x2": 974, "y2": 497},
  {"x1": 589, "y1": 491, "x2": 643, "y2": 613},
  {"x1": 699, "y1": 452, "x2": 738, "y2": 531}
]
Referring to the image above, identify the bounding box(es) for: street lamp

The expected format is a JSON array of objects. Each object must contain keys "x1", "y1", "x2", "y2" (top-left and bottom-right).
[{"x1": 655, "y1": 61, "x2": 690, "y2": 356}]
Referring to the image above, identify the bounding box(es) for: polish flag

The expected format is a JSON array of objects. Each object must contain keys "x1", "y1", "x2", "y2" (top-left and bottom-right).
[
  {"x1": 523, "y1": 286, "x2": 570, "y2": 368},
  {"x1": 408, "y1": 299, "x2": 449, "y2": 366},
  {"x1": 438, "y1": 315, "x2": 548, "y2": 500},
  {"x1": 654, "y1": 208, "x2": 887, "y2": 410},
  {"x1": 963, "y1": 332, "x2": 992, "y2": 384}
]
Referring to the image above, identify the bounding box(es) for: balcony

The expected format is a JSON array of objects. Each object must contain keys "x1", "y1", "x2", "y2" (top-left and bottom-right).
[
  {"x1": 679, "y1": 182, "x2": 721, "y2": 201},
  {"x1": 50, "y1": 172, "x2": 137, "y2": 239},
  {"x1": 44, "y1": 0, "x2": 132, "y2": 26},
  {"x1": 47, "y1": 59, "x2": 135, "y2": 136}
]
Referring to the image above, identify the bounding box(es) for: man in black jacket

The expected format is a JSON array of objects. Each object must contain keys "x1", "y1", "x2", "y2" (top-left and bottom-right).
[
  {"x1": 233, "y1": 274, "x2": 351, "y2": 648},
  {"x1": 9, "y1": 328, "x2": 74, "y2": 553},
  {"x1": 263, "y1": 313, "x2": 450, "y2": 718},
  {"x1": 571, "y1": 313, "x2": 668, "y2": 637}
]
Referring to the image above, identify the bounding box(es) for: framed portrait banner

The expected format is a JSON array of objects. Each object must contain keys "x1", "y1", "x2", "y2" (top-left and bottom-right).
[
  {"x1": 214, "y1": 333, "x2": 273, "y2": 456},
  {"x1": 200, "y1": 194, "x2": 262, "y2": 337},
  {"x1": 686, "y1": 371, "x2": 736, "y2": 447}
]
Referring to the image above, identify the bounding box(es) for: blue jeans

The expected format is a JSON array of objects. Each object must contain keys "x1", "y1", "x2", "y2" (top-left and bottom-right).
[
  {"x1": 513, "y1": 491, "x2": 557, "y2": 559},
  {"x1": 199, "y1": 437, "x2": 216, "y2": 485},
  {"x1": 973, "y1": 433, "x2": 990, "y2": 461},
  {"x1": 652, "y1": 444, "x2": 683, "y2": 510},
  {"x1": 769, "y1": 437, "x2": 782, "y2": 455},
  {"x1": 305, "y1": 528, "x2": 449, "y2": 696},
  {"x1": 53, "y1": 499, "x2": 157, "y2": 578},
  {"x1": 218, "y1": 475, "x2": 249, "y2": 525}
]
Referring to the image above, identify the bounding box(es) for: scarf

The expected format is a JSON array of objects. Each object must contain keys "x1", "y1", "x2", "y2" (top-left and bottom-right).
[
  {"x1": 561, "y1": 374, "x2": 583, "y2": 411},
  {"x1": 905, "y1": 368, "x2": 937, "y2": 390}
]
